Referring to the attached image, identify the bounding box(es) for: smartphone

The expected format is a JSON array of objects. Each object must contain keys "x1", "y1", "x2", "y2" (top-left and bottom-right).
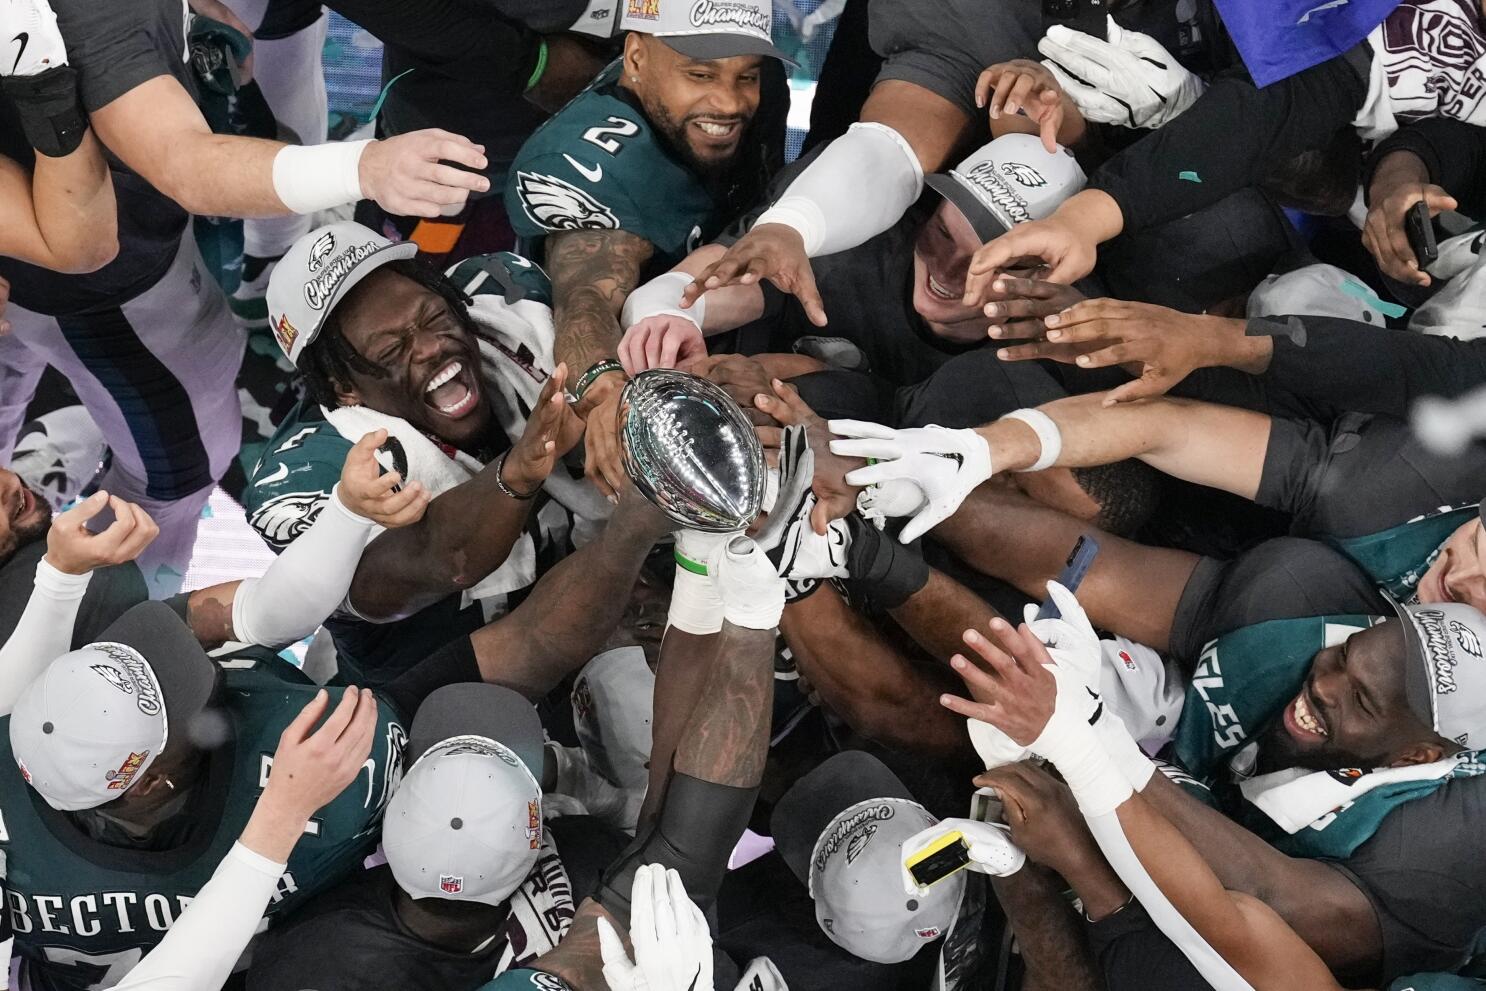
[
  {"x1": 1043, "y1": 0, "x2": 1108, "y2": 38},
  {"x1": 1407, "y1": 200, "x2": 1440, "y2": 267},
  {"x1": 905, "y1": 830, "x2": 972, "y2": 889},
  {"x1": 1035, "y1": 533, "x2": 1100, "y2": 621},
  {"x1": 374, "y1": 436, "x2": 409, "y2": 493}
]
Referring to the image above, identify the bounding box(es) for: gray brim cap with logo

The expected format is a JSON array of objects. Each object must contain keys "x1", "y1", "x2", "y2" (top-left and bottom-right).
[
  {"x1": 926, "y1": 132, "x2": 1087, "y2": 244},
  {"x1": 771, "y1": 751, "x2": 967, "y2": 965},
  {"x1": 9, "y1": 601, "x2": 217, "y2": 811},
  {"x1": 381, "y1": 684, "x2": 549, "y2": 907},
  {"x1": 266, "y1": 221, "x2": 418, "y2": 367},
  {"x1": 619, "y1": 0, "x2": 795, "y2": 64},
  {"x1": 1395, "y1": 600, "x2": 1486, "y2": 750}
]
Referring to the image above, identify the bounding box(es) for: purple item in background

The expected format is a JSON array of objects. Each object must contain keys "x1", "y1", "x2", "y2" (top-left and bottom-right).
[{"x1": 1213, "y1": 0, "x2": 1400, "y2": 87}]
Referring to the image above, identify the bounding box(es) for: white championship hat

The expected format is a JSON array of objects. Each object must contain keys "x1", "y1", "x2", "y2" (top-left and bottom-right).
[
  {"x1": 381, "y1": 684, "x2": 548, "y2": 906},
  {"x1": 771, "y1": 751, "x2": 968, "y2": 964},
  {"x1": 926, "y1": 133, "x2": 1087, "y2": 243},
  {"x1": 1246, "y1": 262, "x2": 1400, "y2": 325},
  {"x1": 618, "y1": 0, "x2": 794, "y2": 63},
  {"x1": 266, "y1": 221, "x2": 418, "y2": 367},
  {"x1": 10, "y1": 602, "x2": 217, "y2": 811}
]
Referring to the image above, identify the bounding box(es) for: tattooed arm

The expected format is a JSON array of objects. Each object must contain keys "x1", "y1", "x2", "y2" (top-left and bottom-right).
[{"x1": 547, "y1": 228, "x2": 655, "y2": 499}]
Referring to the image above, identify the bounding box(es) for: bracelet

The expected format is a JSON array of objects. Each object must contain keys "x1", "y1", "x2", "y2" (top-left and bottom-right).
[
  {"x1": 572, "y1": 359, "x2": 626, "y2": 402},
  {"x1": 524, "y1": 38, "x2": 550, "y2": 93},
  {"x1": 494, "y1": 449, "x2": 541, "y2": 500}
]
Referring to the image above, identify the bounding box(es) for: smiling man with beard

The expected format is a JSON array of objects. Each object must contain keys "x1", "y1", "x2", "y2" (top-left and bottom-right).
[
  {"x1": 244, "y1": 222, "x2": 587, "y2": 687},
  {"x1": 503, "y1": 0, "x2": 791, "y2": 503}
]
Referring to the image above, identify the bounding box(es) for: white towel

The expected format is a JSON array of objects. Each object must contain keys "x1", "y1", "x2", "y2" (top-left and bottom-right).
[{"x1": 1240, "y1": 754, "x2": 1464, "y2": 835}]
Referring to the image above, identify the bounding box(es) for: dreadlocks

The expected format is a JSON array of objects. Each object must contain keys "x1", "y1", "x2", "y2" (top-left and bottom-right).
[{"x1": 297, "y1": 259, "x2": 475, "y2": 410}]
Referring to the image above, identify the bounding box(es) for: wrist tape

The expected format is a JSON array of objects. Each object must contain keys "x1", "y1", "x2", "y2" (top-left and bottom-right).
[
  {"x1": 621, "y1": 270, "x2": 706, "y2": 331},
  {"x1": 667, "y1": 549, "x2": 724, "y2": 635},
  {"x1": 1001, "y1": 408, "x2": 1063, "y2": 472},
  {"x1": 271, "y1": 139, "x2": 370, "y2": 215},
  {"x1": 845, "y1": 514, "x2": 928, "y2": 609},
  {"x1": 1031, "y1": 700, "x2": 1132, "y2": 818},
  {"x1": 2, "y1": 67, "x2": 87, "y2": 159}
]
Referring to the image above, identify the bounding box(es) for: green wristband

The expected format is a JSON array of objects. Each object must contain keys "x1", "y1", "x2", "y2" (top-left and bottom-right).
[
  {"x1": 674, "y1": 549, "x2": 709, "y2": 576},
  {"x1": 524, "y1": 38, "x2": 550, "y2": 92}
]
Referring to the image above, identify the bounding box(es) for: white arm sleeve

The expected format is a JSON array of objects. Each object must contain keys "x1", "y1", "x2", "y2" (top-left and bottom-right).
[
  {"x1": 110, "y1": 843, "x2": 285, "y2": 991},
  {"x1": 0, "y1": 559, "x2": 91, "y2": 715},
  {"x1": 230, "y1": 485, "x2": 379, "y2": 647},
  {"x1": 753, "y1": 122, "x2": 924, "y2": 257}
]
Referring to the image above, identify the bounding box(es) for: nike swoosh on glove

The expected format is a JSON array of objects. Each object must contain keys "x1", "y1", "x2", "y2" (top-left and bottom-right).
[
  {"x1": 3, "y1": 0, "x2": 69, "y2": 77},
  {"x1": 830, "y1": 421, "x2": 993, "y2": 544},
  {"x1": 1038, "y1": 16, "x2": 1205, "y2": 130},
  {"x1": 597, "y1": 865, "x2": 714, "y2": 991},
  {"x1": 755, "y1": 424, "x2": 851, "y2": 600}
]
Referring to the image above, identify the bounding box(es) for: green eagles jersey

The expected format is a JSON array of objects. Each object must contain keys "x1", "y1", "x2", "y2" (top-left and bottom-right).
[
  {"x1": 1, "y1": 662, "x2": 406, "y2": 991},
  {"x1": 1173, "y1": 615, "x2": 1377, "y2": 780},
  {"x1": 1325, "y1": 504, "x2": 1478, "y2": 602},
  {"x1": 505, "y1": 60, "x2": 729, "y2": 270}
]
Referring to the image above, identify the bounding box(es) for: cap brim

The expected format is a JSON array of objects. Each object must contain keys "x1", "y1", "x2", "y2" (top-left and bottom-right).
[
  {"x1": 770, "y1": 751, "x2": 914, "y2": 887},
  {"x1": 925, "y1": 173, "x2": 1011, "y2": 244},
  {"x1": 660, "y1": 32, "x2": 797, "y2": 66},
  {"x1": 407, "y1": 684, "x2": 545, "y2": 779},
  {"x1": 97, "y1": 601, "x2": 217, "y2": 746},
  {"x1": 1390, "y1": 597, "x2": 1440, "y2": 734},
  {"x1": 292, "y1": 240, "x2": 418, "y2": 365}
]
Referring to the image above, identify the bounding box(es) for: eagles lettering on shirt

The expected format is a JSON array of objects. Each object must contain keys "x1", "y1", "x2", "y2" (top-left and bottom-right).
[
  {"x1": 0, "y1": 662, "x2": 404, "y2": 991},
  {"x1": 506, "y1": 59, "x2": 778, "y2": 272},
  {"x1": 1172, "y1": 615, "x2": 1377, "y2": 781}
]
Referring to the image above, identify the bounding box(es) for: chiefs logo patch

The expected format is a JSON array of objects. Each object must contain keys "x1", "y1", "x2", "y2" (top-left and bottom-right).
[{"x1": 515, "y1": 172, "x2": 620, "y2": 232}]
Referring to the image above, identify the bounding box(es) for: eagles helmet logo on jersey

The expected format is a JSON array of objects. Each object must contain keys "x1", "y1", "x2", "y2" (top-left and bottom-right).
[
  {"x1": 515, "y1": 171, "x2": 620, "y2": 232},
  {"x1": 249, "y1": 490, "x2": 330, "y2": 549},
  {"x1": 999, "y1": 161, "x2": 1047, "y2": 188}
]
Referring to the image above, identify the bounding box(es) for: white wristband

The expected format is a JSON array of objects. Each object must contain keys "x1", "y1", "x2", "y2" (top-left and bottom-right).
[
  {"x1": 271, "y1": 140, "x2": 371, "y2": 215},
  {"x1": 621, "y1": 271, "x2": 706, "y2": 332},
  {"x1": 1001, "y1": 408, "x2": 1063, "y2": 472}
]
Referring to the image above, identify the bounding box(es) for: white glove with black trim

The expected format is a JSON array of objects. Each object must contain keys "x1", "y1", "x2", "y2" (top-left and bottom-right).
[
  {"x1": 899, "y1": 818, "x2": 1026, "y2": 898},
  {"x1": 597, "y1": 865, "x2": 713, "y2": 991},
  {"x1": 830, "y1": 421, "x2": 993, "y2": 544},
  {"x1": 2, "y1": 0, "x2": 69, "y2": 76},
  {"x1": 755, "y1": 424, "x2": 850, "y2": 601},
  {"x1": 1038, "y1": 17, "x2": 1205, "y2": 130}
]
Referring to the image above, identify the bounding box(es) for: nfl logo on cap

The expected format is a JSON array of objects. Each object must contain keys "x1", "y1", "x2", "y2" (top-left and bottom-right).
[{"x1": 439, "y1": 874, "x2": 464, "y2": 895}]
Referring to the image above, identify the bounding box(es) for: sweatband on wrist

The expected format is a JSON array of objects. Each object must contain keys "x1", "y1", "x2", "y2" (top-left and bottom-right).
[
  {"x1": 667, "y1": 552, "x2": 724, "y2": 635},
  {"x1": 1032, "y1": 708, "x2": 1132, "y2": 818},
  {"x1": 844, "y1": 514, "x2": 928, "y2": 609},
  {"x1": 524, "y1": 38, "x2": 550, "y2": 92},
  {"x1": 2, "y1": 67, "x2": 87, "y2": 159},
  {"x1": 753, "y1": 122, "x2": 924, "y2": 258},
  {"x1": 1001, "y1": 408, "x2": 1063, "y2": 472},
  {"x1": 231, "y1": 484, "x2": 378, "y2": 647},
  {"x1": 271, "y1": 139, "x2": 370, "y2": 215},
  {"x1": 621, "y1": 271, "x2": 707, "y2": 331}
]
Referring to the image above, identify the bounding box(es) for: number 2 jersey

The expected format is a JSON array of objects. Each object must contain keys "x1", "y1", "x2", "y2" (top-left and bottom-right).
[
  {"x1": 0, "y1": 657, "x2": 406, "y2": 991},
  {"x1": 504, "y1": 58, "x2": 786, "y2": 272}
]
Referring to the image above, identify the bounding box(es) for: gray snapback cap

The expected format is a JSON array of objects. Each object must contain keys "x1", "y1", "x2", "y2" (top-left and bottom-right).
[
  {"x1": 1395, "y1": 601, "x2": 1486, "y2": 750},
  {"x1": 926, "y1": 133, "x2": 1087, "y2": 244},
  {"x1": 619, "y1": 0, "x2": 794, "y2": 64},
  {"x1": 772, "y1": 751, "x2": 966, "y2": 964},
  {"x1": 382, "y1": 684, "x2": 548, "y2": 906}
]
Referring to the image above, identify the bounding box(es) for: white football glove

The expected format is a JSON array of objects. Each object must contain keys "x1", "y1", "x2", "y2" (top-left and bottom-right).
[
  {"x1": 1021, "y1": 580, "x2": 1102, "y2": 690},
  {"x1": 1, "y1": 0, "x2": 69, "y2": 76},
  {"x1": 829, "y1": 422, "x2": 993, "y2": 544},
  {"x1": 899, "y1": 818, "x2": 1026, "y2": 898},
  {"x1": 710, "y1": 535, "x2": 786, "y2": 631},
  {"x1": 755, "y1": 424, "x2": 851, "y2": 599},
  {"x1": 597, "y1": 865, "x2": 714, "y2": 991},
  {"x1": 669, "y1": 529, "x2": 737, "y2": 636},
  {"x1": 1038, "y1": 17, "x2": 1205, "y2": 130}
]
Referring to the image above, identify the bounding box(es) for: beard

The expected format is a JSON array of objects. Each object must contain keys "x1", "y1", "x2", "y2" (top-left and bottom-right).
[
  {"x1": 646, "y1": 101, "x2": 750, "y2": 179},
  {"x1": 1252, "y1": 715, "x2": 1377, "y2": 776},
  {"x1": 0, "y1": 486, "x2": 53, "y2": 567}
]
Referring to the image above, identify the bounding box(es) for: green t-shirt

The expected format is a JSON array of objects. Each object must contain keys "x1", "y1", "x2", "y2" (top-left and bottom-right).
[{"x1": 1, "y1": 660, "x2": 405, "y2": 991}]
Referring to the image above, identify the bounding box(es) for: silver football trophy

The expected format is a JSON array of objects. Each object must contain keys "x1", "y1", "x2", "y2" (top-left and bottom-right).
[{"x1": 619, "y1": 369, "x2": 766, "y2": 532}]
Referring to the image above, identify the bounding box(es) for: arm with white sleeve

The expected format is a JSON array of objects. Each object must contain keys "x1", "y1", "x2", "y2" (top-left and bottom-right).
[{"x1": 110, "y1": 686, "x2": 379, "y2": 990}]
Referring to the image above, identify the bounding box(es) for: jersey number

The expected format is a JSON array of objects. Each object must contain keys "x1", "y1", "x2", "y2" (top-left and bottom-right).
[
  {"x1": 582, "y1": 117, "x2": 640, "y2": 155},
  {"x1": 42, "y1": 946, "x2": 142, "y2": 990}
]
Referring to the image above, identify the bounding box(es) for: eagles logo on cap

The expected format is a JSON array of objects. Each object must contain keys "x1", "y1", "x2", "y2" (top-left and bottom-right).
[{"x1": 307, "y1": 232, "x2": 337, "y2": 270}]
